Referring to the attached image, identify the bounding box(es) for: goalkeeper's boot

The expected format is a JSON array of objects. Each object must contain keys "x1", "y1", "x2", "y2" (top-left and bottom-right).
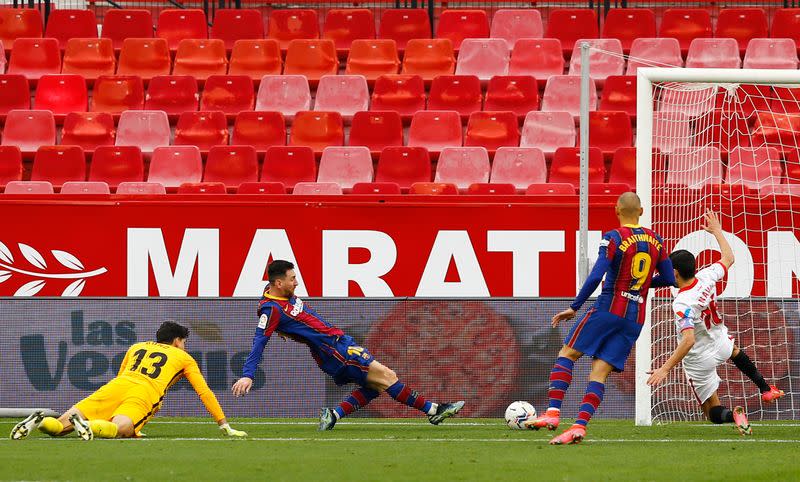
[
  {"x1": 318, "y1": 408, "x2": 337, "y2": 431},
  {"x1": 428, "y1": 401, "x2": 465, "y2": 425},
  {"x1": 732, "y1": 406, "x2": 752, "y2": 436},
  {"x1": 549, "y1": 424, "x2": 586, "y2": 445},
  {"x1": 10, "y1": 410, "x2": 44, "y2": 440},
  {"x1": 69, "y1": 413, "x2": 93, "y2": 441},
  {"x1": 524, "y1": 408, "x2": 560, "y2": 431},
  {"x1": 761, "y1": 385, "x2": 785, "y2": 404}
]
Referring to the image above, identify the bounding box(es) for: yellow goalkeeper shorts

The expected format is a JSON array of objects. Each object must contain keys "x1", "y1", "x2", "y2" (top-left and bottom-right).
[{"x1": 74, "y1": 378, "x2": 159, "y2": 430}]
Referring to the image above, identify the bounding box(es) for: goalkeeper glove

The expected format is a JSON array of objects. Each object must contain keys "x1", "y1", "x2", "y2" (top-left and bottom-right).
[{"x1": 219, "y1": 423, "x2": 247, "y2": 438}]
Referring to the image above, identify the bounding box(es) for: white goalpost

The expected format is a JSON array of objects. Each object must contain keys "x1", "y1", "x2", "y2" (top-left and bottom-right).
[{"x1": 634, "y1": 67, "x2": 800, "y2": 425}]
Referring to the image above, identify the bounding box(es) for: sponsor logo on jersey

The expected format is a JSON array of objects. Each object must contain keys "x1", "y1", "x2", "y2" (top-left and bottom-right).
[
  {"x1": 287, "y1": 298, "x2": 304, "y2": 317},
  {"x1": 621, "y1": 291, "x2": 644, "y2": 303}
]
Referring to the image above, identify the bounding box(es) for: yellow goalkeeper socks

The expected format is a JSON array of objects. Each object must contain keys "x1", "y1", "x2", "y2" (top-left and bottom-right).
[
  {"x1": 38, "y1": 417, "x2": 63, "y2": 436},
  {"x1": 88, "y1": 420, "x2": 118, "y2": 439}
]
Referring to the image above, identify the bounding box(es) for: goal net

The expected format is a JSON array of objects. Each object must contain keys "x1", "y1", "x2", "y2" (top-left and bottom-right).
[{"x1": 634, "y1": 68, "x2": 800, "y2": 425}]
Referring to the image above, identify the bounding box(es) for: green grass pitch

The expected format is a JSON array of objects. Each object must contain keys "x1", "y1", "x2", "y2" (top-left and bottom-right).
[{"x1": 1, "y1": 418, "x2": 798, "y2": 481}]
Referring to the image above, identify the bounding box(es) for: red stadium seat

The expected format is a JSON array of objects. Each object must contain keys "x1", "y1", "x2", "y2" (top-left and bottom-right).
[
  {"x1": 262, "y1": 146, "x2": 317, "y2": 189},
  {"x1": 434, "y1": 147, "x2": 490, "y2": 189},
  {"x1": 0, "y1": 9, "x2": 43, "y2": 52},
  {"x1": 4, "y1": 181, "x2": 53, "y2": 194},
  {"x1": 409, "y1": 182, "x2": 458, "y2": 195},
  {"x1": 401, "y1": 39, "x2": 455, "y2": 83},
  {"x1": 211, "y1": 9, "x2": 265, "y2": 50},
  {"x1": 314, "y1": 75, "x2": 370, "y2": 121},
  {"x1": 375, "y1": 146, "x2": 431, "y2": 190},
  {"x1": 626, "y1": 38, "x2": 683, "y2": 75},
  {"x1": 490, "y1": 9, "x2": 543, "y2": 49},
  {"x1": 508, "y1": 39, "x2": 564, "y2": 86},
  {"x1": 33, "y1": 74, "x2": 87, "y2": 121},
  {"x1": 464, "y1": 111, "x2": 520, "y2": 153},
  {"x1": 435, "y1": 10, "x2": 489, "y2": 50},
  {"x1": 292, "y1": 182, "x2": 342, "y2": 195},
  {"x1": 686, "y1": 38, "x2": 741, "y2": 69},
  {"x1": 599, "y1": 76, "x2": 637, "y2": 118},
  {"x1": 726, "y1": 146, "x2": 782, "y2": 190},
  {"x1": 568, "y1": 39, "x2": 624, "y2": 85},
  {"x1": 652, "y1": 112, "x2": 692, "y2": 154},
  {"x1": 31, "y1": 145, "x2": 86, "y2": 187},
  {"x1": 351, "y1": 182, "x2": 401, "y2": 194},
  {"x1": 703, "y1": 110, "x2": 752, "y2": 152},
  {"x1": 267, "y1": 9, "x2": 319, "y2": 51},
  {"x1": 541, "y1": 76, "x2": 597, "y2": 118},
  {"x1": 743, "y1": 39, "x2": 798, "y2": 69},
  {"x1": 428, "y1": 75, "x2": 482, "y2": 118},
  {"x1": 609, "y1": 147, "x2": 636, "y2": 186},
  {"x1": 759, "y1": 184, "x2": 800, "y2": 197},
  {"x1": 0, "y1": 75, "x2": 30, "y2": 118},
  {"x1": 545, "y1": 9, "x2": 598, "y2": 57},
  {"x1": 0, "y1": 42, "x2": 6, "y2": 73},
  {"x1": 657, "y1": 84, "x2": 716, "y2": 118},
  {"x1": 408, "y1": 110, "x2": 463, "y2": 154},
  {"x1": 770, "y1": 87, "x2": 800, "y2": 114},
  {"x1": 484, "y1": 76, "x2": 539, "y2": 119},
  {"x1": 115, "y1": 110, "x2": 170, "y2": 153},
  {"x1": 61, "y1": 112, "x2": 116, "y2": 153},
  {"x1": 601, "y1": 8, "x2": 655, "y2": 53},
  {"x1": 716, "y1": 8, "x2": 767, "y2": 54},
  {"x1": 7, "y1": 38, "x2": 60, "y2": 81},
  {"x1": 88, "y1": 145, "x2": 144, "y2": 188},
  {"x1": 490, "y1": 147, "x2": 547, "y2": 189},
  {"x1": 772, "y1": 9, "x2": 800, "y2": 54},
  {"x1": 317, "y1": 146, "x2": 374, "y2": 189},
  {"x1": 255, "y1": 75, "x2": 311, "y2": 119},
  {"x1": 588, "y1": 111, "x2": 632, "y2": 156},
  {"x1": 525, "y1": 183, "x2": 575, "y2": 195},
  {"x1": 172, "y1": 39, "x2": 228, "y2": 81},
  {"x1": 370, "y1": 74, "x2": 426, "y2": 120},
  {"x1": 229, "y1": 39, "x2": 283, "y2": 81},
  {"x1": 237, "y1": 182, "x2": 286, "y2": 194},
  {"x1": 666, "y1": 147, "x2": 722, "y2": 188},
  {"x1": 589, "y1": 183, "x2": 630, "y2": 195},
  {"x1": 117, "y1": 38, "x2": 171, "y2": 81},
  {"x1": 148, "y1": 146, "x2": 203, "y2": 188},
  {"x1": 145, "y1": 75, "x2": 199, "y2": 120},
  {"x1": 659, "y1": 9, "x2": 712, "y2": 55},
  {"x1": 549, "y1": 147, "x2": 604, "y2": 188},
  {"x1": 0, "y1": 146, "x2": 23, "y2": 187},
  {"x1": 102, "y1": 9, "x2": 154, "y2": 50},
  {"x1": 232, "y1": 111, "x2": 286, "y2": 152},
  {"x1": 60, "y1": 181, "x2": 110, "y2": 194},
  {"x1": 116, "y1": 182, "x2": 167, "y2": 194},
  {"x1": 520, "y1": 111, "x2": 576, "y2": 156},
  {"x1": 2, "y1": 110, "x2": 56, "y2": 154},
  {"x1": 62, "y1": 38, "x2": 116, "y2": 81},
  {"x1": 284, "y1": 39, "x2": 338, "y2": 86},
  {"x1": 177, "y1": 182, "x2": 227, "y2": 194},
  {"x1": 323, "y1": 9, "x2": 375, "y2": 54},
  {"x1": 753, "y1": 111, "x2": 800, "y2": 147},
  {"x1": 378, "y1": 9, "x2": 431, "y2": 52},
  {"x1": 289, "y1": 111, "x2": 344, "y2": 152},
  {"x1": 204, "y1": 145, "x2": 259, "y2": 187},
  {"x1": 156, "y1": 9, "x2": 208, "y2": 51},
  {"x1": 46, "y1": 10, "x2": 98, "y2": 49},
  {"x1": 455, "y1": 39, "x2": 509, "y2": 81},
  {"x1": 200, "y1": 75, "x2": 255, "y2": 117},
  {"x1": 467, "y1": 183, "x2": 516, "y2": 195},
  {"x1": 174, "y1": 111, "x2": 229, "y2": 151},
  {"x1": 349, "y1": 111, "x2": 403, "y2": 154},
  {"x1": 345, "y1": 39, "x2": 400, "y2": 83}
]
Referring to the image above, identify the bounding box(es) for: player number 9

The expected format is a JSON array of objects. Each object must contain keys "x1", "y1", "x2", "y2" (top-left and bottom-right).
[{"x1": 630, "y1": 252, "x2": 652, "y2": 290}]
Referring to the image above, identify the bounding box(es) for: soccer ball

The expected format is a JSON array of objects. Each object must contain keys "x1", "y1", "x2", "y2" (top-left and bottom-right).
[{"x1": 504, "y1": 401, "x2": 537, "y2": 429}]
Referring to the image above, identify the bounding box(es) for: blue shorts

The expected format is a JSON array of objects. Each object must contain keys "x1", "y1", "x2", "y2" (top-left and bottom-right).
[
  {"x1": 319, "y1": 335, "x2": 375, "y2": 387},
  {"x1": 563, "y1": 308, "x2": 642, "y2": 372}
]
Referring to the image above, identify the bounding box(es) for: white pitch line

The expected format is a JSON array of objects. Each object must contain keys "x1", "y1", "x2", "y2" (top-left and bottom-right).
[
  {"x1": 148, "y1": 421, "x2": 800, "y2": 427},
  {"x1": 29, "y1": 437, "x2": 800, "y2": 443}
]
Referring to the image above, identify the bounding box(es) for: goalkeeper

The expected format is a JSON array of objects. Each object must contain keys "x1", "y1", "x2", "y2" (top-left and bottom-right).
[{"x1": 11, "y1": 321, "x2": 247, "y2": 441}]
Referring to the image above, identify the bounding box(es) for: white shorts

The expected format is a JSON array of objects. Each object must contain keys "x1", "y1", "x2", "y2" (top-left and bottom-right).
[{"x1": 683, "y1": 334, "x2": 735, "y2": 404}]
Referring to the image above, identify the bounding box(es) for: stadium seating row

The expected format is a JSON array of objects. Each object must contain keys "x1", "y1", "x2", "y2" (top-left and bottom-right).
[{"x1": 4, "y1": 7, "x2": 800, "y2": 56}]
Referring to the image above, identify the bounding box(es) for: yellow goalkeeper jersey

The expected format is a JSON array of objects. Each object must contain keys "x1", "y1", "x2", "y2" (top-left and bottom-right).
[{"x1": 116, "y1": 341, "x2": 226, "y2": 422}]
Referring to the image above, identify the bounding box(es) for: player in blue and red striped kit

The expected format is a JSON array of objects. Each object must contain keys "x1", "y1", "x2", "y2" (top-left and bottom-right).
[
  {"x1": 525, "y1": 192, "x2": 676, "y2": 444},
  {"x1": 231, "y1": 260, "x2": 464, "y2": 430}
]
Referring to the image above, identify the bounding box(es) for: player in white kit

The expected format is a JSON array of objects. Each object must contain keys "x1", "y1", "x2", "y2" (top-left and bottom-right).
[{"x1": 647, "y1": 210, "x2": 784, "y2": 435}]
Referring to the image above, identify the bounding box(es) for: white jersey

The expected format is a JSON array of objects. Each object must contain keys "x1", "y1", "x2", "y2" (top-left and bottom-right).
[{"x1": 672, "y1": 262, "x2": 732, "y2": 363}]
